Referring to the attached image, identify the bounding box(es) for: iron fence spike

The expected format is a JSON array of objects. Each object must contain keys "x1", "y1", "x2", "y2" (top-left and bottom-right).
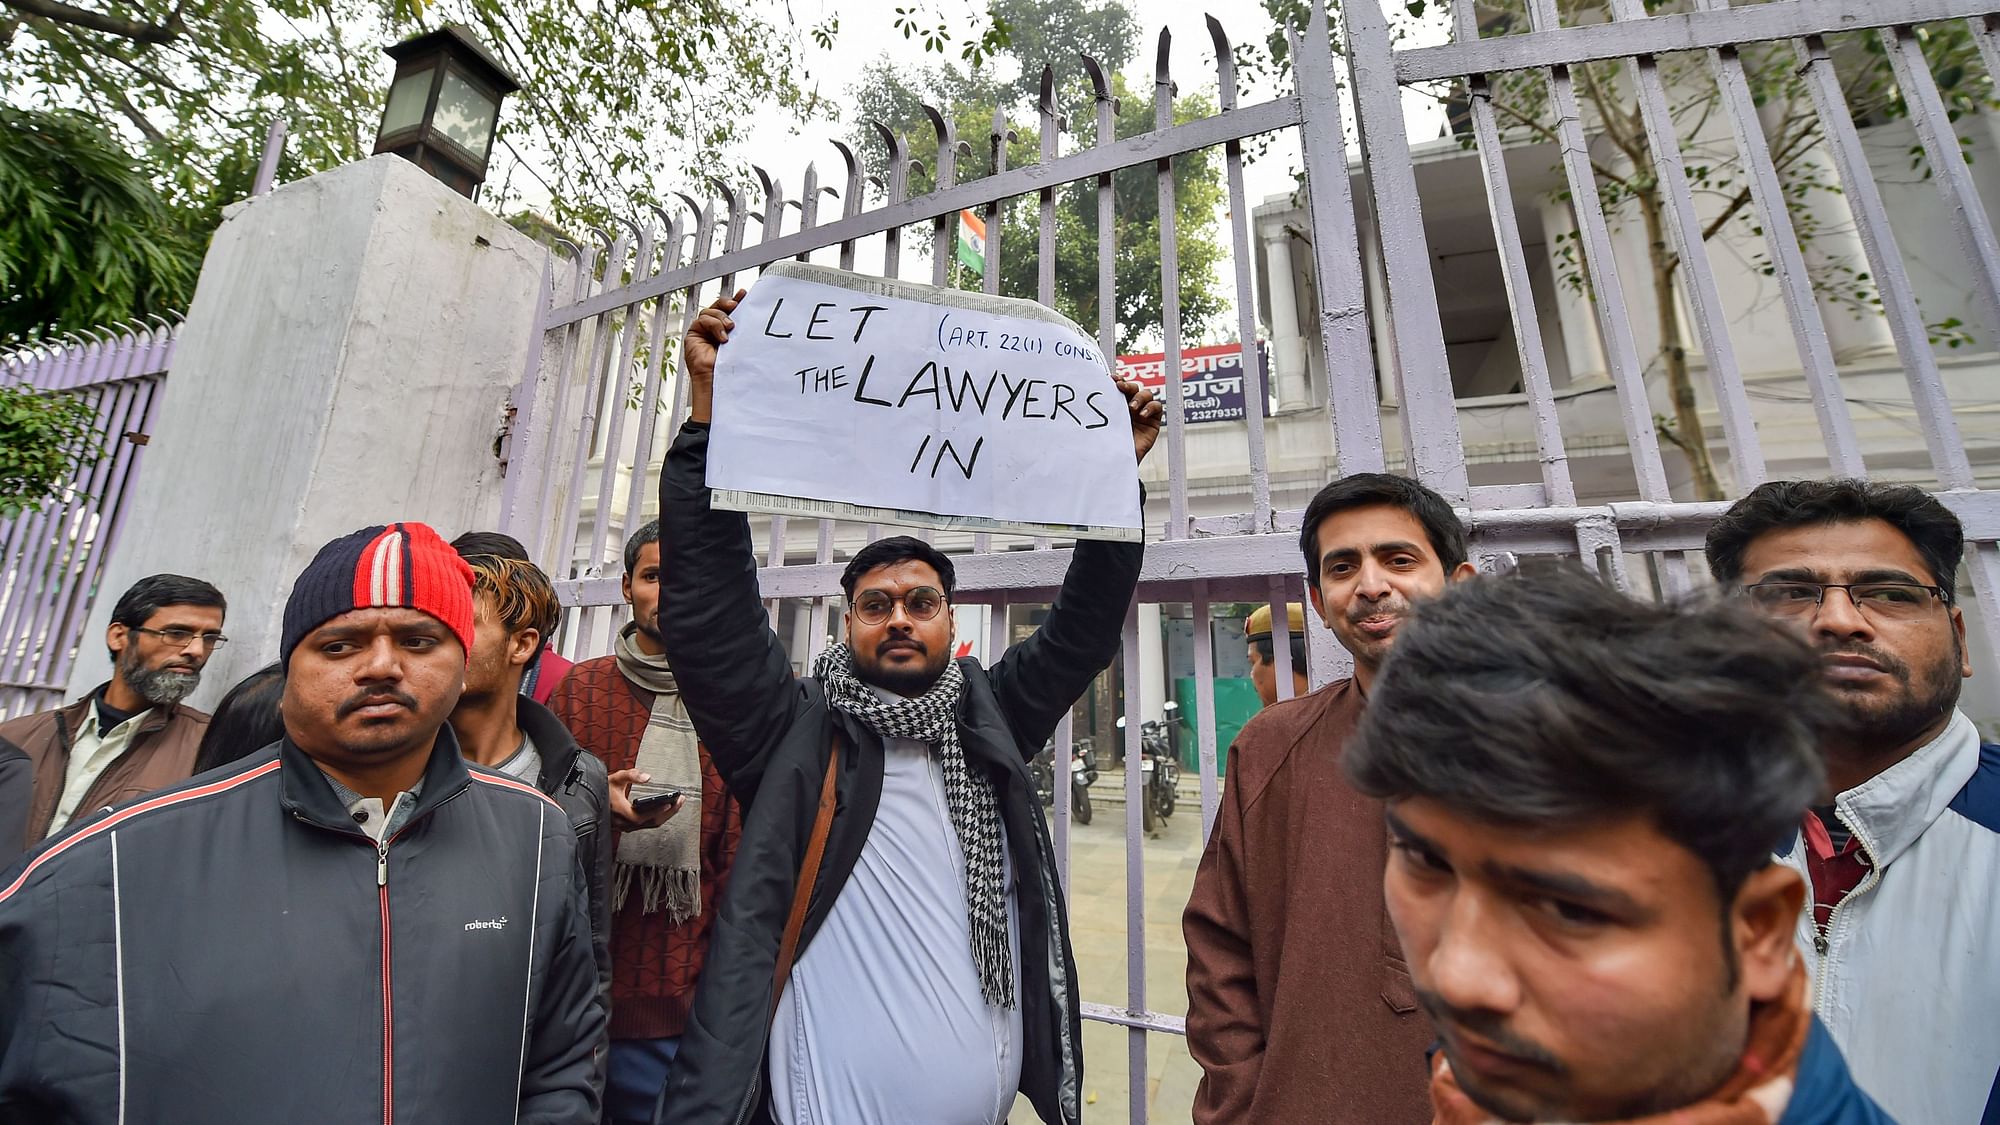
[{"x1": 1206, "y1": 15, "x2": 1239, "y2": 109}]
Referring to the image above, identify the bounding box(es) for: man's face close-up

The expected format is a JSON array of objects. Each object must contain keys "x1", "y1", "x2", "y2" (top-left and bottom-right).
[
  {"x1": 110, "y1": 603, "x2": 226, "y2": 707},
  {"x1": 1737, "y1": 518, "x2": 1968, "y2": 754},
  {"x1": 283, "y1": 607, "x2": 465, "y2": 768},
  {"x1": 1308, "y1": 505, "x2": 1461, "y2": 674},
  {"x1": 846, "y1": 560, "x2": 954, "y2": 697},
  {"x1": 1382, "y1": 798, "x2": 1759, "y2": 1122}
]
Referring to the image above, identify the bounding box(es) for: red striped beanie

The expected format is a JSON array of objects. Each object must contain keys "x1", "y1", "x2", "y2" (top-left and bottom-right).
[{"x1": 281, "y1": 523, "x2": 476, "y2": 664}]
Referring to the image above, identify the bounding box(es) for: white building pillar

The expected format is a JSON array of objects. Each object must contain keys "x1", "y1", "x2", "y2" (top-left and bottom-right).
[
  {"x1": 1538, "y1": 196, "x2": 1610, "y2": 383},
  {"x1": 1262, "y1": 226, "x2": 1314, "y2": 411},
  {"x1": 1138, "y1": 601, "x2": 1168, "y2": 724},
  {"x1": 1763, "y1": 107, "x2": 1897, "y2": 363},
  {"x1": 66, "y1": 156, "x2": 547, "y2": 709}
]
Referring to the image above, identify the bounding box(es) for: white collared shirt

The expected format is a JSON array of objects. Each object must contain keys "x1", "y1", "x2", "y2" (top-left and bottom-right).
[{"x1": 46, "y1": 701, "x2": 152, "y2": 837}]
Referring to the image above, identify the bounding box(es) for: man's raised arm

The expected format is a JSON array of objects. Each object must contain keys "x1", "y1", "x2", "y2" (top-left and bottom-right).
[{"x1": 657, "y1": 290, "x2": 805, "y2": 803}]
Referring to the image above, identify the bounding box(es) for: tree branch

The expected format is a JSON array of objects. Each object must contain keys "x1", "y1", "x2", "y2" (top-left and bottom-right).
[
  {"x1": 68, "y1": 48, "x2": 167, "y2": 143},
  {"x1": 1, "y1": 0, "x2": 182, "y2": 45}
]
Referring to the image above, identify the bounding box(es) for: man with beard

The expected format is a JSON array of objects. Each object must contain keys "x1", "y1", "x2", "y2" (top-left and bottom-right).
[
  {"x1": 652, "y1": 291, "x2": 1160, "y2": 1125},
  {"x1": 0, "y1": 574, "x2": 226, "y2": 852},
  {"x1": 0, "y1": 523, "x2": 604, "y2": 1120},
  {"x1": 544, "y1": 518, "x2": 740, "y2": 1125},
  {"x1": 1348, "y1": 569, "x2": 1889, "y2": 1125},
  {"x1": 1185, "y1": 473, "x2": 1475, "y2": 1124},
  {"x1": 1707, "y1": 479, "x2": 2000, "y2": 1123}
]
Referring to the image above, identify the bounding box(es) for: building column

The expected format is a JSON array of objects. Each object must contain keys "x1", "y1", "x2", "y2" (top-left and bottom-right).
[
  {"x1": 65, "y1": 156, "x2": 546, "y2": 709},
  {"x1": 1538, "y1": 196, "x2": 1610, "y2": 383},
  {"x1": 1138, "y1": 601, "x2": 1168, "y2": 725},
  {"x1": 1263, "y1": 226, "x2": 1314, "y2": 411},
  {"x1": 1763, "y1": 105, "x2": 1897, "y2": 363}
]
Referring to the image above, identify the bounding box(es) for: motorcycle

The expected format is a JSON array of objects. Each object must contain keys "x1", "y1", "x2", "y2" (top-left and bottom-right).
[
  {"x1": 1139, "y1": 718, "x2": 1180, "y2": 833},
  {"x1": 1031, "y1": 736, "x2": 1099, "y2": 824},
  {"x1": 1069, "y1": 736, "x2": 1098, "y2": 825},
  {"x1": 1116, "y1": 708, "x2": 1182, "y2": 834}
]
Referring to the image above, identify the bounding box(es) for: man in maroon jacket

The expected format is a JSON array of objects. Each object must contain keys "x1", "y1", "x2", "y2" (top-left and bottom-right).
[
  {"x1": 1184, "y1": 473, "x2": 1474, "y2": 1124},
  {"x1": 545, "y1": 518, "x2": 742, "y2": 1125}
]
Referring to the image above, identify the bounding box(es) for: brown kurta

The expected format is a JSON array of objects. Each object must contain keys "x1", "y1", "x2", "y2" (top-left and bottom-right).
[{"x1": 1184, "y1": 678, "x2": 1434, "y2": 1124}]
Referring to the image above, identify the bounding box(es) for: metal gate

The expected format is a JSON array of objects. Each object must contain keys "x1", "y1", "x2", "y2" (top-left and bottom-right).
[
  {"x1": 0, "y1": 324, "x2": 177, "y2": 720},
  {"x1": 500, "y1": 0, "x2": 2000, "y2": 1117}
]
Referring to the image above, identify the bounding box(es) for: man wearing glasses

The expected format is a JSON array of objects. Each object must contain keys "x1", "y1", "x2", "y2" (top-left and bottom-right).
[
  {"x1": 1706, "y1": 479, "x2": 1999, "y2": 1124},
  {"x1": 0, "y1": 573, "x2": 227, "y2": 856},
  {"x1": 651, "y1": 291, "x2": 1161, "y2": 1125}
]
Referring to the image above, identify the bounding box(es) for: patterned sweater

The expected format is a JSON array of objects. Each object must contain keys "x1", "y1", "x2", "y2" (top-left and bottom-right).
[{"x1": 546, "y1": 654, "x2": 743, "y2": 1040}]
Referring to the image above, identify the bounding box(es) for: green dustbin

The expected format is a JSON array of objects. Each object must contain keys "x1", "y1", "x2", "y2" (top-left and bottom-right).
[{"x1": 1173, "y1": 676, "x2": 1263, "y2": 776}]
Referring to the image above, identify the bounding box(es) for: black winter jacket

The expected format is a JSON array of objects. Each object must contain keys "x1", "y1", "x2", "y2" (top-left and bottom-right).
[
  {"x1": 654, "y1": 423, "x2": 1142, "y2": 1125},
  {"x1": 521, "y1": 694, "x2": 614, "y2": 998},
  {"x1": 0, "y1": 727, "x2": 606, "y2": 1123}
]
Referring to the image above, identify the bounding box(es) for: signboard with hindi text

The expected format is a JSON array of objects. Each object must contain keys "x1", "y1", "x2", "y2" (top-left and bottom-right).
[
  {"x1": 1115, "y1": 342, "x2": 1268, "y2": 424},
  {"x1": 707, "y1": 262, "x2": 1144, "y2": 541}
]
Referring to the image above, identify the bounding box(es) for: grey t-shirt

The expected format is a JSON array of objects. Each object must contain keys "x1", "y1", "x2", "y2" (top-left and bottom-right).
[{"x1": 495, "y1": 733, "x2": 542, "y2": 786}]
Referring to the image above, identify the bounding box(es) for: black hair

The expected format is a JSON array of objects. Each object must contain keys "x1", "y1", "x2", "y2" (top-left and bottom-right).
[
  {"x1": 840, "y1": 535, "x2": 958, "y2": 601},
  {"x1": 108, "y1": 574, "x2": 227, "y2": 661},
  {"x1": 623, "y1": 519, "x2": 661, "y2": 575},
  {"x1": 450, "y1": 531, "x2": 530, "y2": 562},
  {"x1": 1345, "y1": 567, "x2": 1829, "y2": 907},
  {"x1": 1705, "y1": 478, "x2": 1963, "y2": 601},
  {"x1": 1251, "y1": 633, "x2": 1309, "y2": 672},
  {"x1": 1298, "y1": 473, "x2": 1468, "y2": 582},
  {"x1": 193, "y1": 663, "x2": 286, "y2": 774}
]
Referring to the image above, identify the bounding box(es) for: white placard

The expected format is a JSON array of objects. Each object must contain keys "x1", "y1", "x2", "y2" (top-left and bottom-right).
[{"x1": 708, "y1": 262, "x2": 1143, "y2": 541}]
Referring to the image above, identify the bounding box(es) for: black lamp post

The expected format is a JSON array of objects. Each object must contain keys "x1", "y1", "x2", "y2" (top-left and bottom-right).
[{"x1": 372, "y1": 24, "x2": 520, "y2": 199}]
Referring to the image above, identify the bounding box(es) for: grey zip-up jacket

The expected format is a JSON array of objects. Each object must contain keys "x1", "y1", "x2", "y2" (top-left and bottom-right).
[{"x1": 0, "y1": 727, "x2": 606, "y2": 1123}]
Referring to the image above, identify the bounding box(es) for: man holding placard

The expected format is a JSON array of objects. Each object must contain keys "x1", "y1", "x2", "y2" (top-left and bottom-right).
[{"x1": 652, "y1": 284, "x2": 1161, "y2": 1125}]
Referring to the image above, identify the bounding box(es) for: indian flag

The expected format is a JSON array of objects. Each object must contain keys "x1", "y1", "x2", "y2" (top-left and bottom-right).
[{"x1": 956, "y1": 209, "x2": 987, "y2": 274}]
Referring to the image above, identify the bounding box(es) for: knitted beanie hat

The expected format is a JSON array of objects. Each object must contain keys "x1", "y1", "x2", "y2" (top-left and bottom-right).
[{"x1": 281, "y1": 523, "x2": 476, "y2": 664}]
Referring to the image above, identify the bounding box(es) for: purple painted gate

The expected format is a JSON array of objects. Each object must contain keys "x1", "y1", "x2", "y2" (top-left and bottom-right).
[
  {"x1": 498, "y1": 0, "x2": 2000, "y2": 1118},
  {"x1": 0, "y1": 324, "x2": 176, "y2": 720}
]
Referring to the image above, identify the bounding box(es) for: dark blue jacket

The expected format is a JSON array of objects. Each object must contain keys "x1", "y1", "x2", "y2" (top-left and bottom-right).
[
  {"x1": 1779, "y1": 1016, "x2": 1897, "y2": 1125},
  {"x1": 0, "y1": 729, "x2": 605, "y2": 1123}
]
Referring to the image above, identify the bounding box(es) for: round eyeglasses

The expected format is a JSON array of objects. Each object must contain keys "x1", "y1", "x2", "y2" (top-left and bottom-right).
[{"x1": 851, "y1": 586, "x2": 946, "y2": 626}]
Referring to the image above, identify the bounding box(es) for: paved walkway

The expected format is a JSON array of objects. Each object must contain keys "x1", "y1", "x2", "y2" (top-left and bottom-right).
[{"x1": 1013, "y1": 776, "x2": 1212, "y2": 1123}]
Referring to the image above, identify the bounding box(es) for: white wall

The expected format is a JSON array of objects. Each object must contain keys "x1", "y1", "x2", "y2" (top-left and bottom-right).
[{"x1": 67, "y1": 156, "x2": 547, "y2": 710}]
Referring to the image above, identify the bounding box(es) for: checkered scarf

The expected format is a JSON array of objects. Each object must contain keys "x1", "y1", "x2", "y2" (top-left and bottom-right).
[{"x1": 814, "y1": 642, "x2": 1015, "y2": 1009}]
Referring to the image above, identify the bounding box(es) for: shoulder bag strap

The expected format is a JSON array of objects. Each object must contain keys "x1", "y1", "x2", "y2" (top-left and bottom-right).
[{"x1": 770, "y1": 732, "x2": 840, "y2": 1024}]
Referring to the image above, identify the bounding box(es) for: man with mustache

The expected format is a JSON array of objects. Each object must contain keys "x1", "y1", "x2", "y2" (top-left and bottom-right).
[
  {"x1": 1185, "y1": 473, "x2": 1475, "y2": 1124},
  {"x1": 1347, "y1": 569, "x2": 1889, "y2": 1124},
  {"x1": 0, "y1": 574, "x2": 226, "y2": 857},
  {"x1": 1707, "y1": 479, "x2": 2000, "y2": 1123},
  {"x1": 652, "y1": 291, "x2": 1160, "y2": 1125},
  {"x1": 0, "y1": 523, "x2": 605, "y2": 1121}
]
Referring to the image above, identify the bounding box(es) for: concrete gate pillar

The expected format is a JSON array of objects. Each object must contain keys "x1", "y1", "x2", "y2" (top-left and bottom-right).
[{"x1": 66, "y1": 155, "x2": 547, "y2": 710}]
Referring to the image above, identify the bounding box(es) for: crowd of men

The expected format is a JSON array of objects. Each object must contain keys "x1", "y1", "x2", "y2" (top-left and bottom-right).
[{"x1": 0, "y1": 287, "x2": 1990, "y2": 1124}]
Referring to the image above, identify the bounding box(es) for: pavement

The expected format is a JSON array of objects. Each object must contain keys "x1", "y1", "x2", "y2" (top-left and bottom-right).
[{"x1": 1012, "y1": 766, "x2": 1213, "y2": 1124}]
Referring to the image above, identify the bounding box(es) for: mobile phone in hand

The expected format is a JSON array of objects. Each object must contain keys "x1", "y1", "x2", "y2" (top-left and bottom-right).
[{"x1": 630, "y1": 786, "x2": 683, "y2": 816}]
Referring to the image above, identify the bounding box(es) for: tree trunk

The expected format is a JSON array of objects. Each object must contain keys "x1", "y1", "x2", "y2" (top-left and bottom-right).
[{"x1": 1640, "y1": 189, "x2": 1724, "y2": 501}]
